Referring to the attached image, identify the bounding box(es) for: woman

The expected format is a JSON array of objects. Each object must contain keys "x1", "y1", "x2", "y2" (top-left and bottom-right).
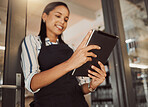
[{"x1": 21, "y1": 2, "x2": 106, "y2": 107}]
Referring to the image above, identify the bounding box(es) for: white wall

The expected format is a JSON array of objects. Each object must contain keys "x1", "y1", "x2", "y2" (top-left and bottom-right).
[{"x1": 63, "y1": 9, "x2": 104, "y2": 50}]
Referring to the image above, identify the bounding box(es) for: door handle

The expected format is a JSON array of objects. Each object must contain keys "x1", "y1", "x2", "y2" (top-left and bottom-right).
[
  {"x1": 0, "y1": 73, "x2": 22, "y2": 107},
  {"x1": 0, "y1": 85, "x2": 18, "y2": 89},
  {"x1": 0, "y1": 73, "x2": 21, "y2": 89}
]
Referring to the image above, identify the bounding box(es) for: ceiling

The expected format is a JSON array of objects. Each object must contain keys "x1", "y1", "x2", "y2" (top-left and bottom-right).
[{"x1": 66, "y1": 0, "x2": 101, "y2": 11}]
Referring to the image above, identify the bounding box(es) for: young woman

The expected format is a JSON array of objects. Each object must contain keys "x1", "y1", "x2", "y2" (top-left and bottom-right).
[{"x1": 21, "y1": 2, "x2": 106, "y2": 107}]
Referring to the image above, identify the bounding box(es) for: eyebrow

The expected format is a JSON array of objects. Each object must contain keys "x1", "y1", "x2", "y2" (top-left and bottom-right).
[{"x1": 55, "y1": 12, "x2": 69, "y2": 19}]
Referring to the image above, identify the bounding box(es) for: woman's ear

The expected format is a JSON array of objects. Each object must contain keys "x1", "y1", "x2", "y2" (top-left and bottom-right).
[{"x1": 42, "y1": 13, "x2": 47, "y2": 22}]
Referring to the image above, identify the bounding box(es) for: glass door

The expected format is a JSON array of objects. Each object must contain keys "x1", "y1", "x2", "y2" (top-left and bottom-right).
[
  {"x1": 0, "y1": 0, "x2": 8, "y2": 106},
  {"x1": 120, "y1": 0, "x2": 148, "y2": 106}
]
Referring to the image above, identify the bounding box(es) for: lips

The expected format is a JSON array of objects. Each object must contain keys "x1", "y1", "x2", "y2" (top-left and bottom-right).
[{"x1": 56, "y1": 25, "x2": 63, "y2": 30}]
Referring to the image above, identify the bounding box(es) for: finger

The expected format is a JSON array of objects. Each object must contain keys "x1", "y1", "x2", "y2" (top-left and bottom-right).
[
  {"x1": 86, "y1": 52, "x2": 97, "y2": 58},
  {"x1": 77, "y1": 30, "x2": 93, "y2": 49},
  {"x1": 85, "y1": 45, "x2": 101, "y2": 52},
  {"x1": 91, "y1": 65, "x2": 106, "y2": 77},
  {"x1": 98, "y1": 61, "x2": 106, "y2": 73},
  {"x1": 88, "y1": 74, "x2": 99, "y2": 80},
  {"x1": 86, "y1": 57, "x2": 92, "y2": 62},
  {"x1": 88, "y1": 70, "x2": 101, "y2": 78}
]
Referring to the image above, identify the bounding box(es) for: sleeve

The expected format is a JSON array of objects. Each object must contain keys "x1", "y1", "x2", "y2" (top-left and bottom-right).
[
  {"x1": 21, "y1": 35, "x2": 40, "y2": 93},
  {"x1": 76, "y1": 76, "x2": 90, "y2": 86}
]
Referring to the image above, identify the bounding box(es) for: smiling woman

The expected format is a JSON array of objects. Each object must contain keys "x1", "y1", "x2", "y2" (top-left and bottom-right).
[{"x1": 21, "y1": 1, "x2": 106, "y2": 107}]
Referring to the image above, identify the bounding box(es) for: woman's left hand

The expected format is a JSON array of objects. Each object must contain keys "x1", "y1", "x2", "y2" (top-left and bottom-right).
[{"x1": 88, "y1": 61, "x2": 107, "y2": 89}]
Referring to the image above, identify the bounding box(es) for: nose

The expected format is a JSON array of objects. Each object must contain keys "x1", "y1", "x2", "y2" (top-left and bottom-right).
[{"x1": 60, "y1": 17, "x2": 65, "y2": 24}]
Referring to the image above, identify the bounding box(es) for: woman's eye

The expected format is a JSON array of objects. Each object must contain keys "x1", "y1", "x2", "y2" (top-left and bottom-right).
[
  {"x1": 55, "y1": 15, "x2": 60, "y2": 18},
  {"x1": 64, "y1": 19, "x2": 68, "y2": 22},
  {"x1": 64, "y1": 18, "x2": 69, "y2": 22}
]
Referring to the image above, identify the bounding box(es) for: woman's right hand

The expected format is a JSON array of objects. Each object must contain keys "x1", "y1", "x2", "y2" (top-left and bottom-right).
[{"x1": 67, "y1": 30, "x2": 101, "y2": 69}]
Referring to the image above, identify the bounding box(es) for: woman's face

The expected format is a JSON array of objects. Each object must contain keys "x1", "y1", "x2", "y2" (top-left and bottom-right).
[{"x1": 42, "y1": 5, "x2": 69, "y2": 37}]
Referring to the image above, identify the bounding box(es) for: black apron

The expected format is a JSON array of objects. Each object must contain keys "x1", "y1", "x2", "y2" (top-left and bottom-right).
[{"x1": 32, "y1": 42, "x2": 89, "y2": 107}]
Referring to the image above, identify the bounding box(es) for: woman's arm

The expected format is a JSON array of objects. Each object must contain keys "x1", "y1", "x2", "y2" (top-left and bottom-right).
[
  {"x1": 21, "y1": 35, "x2": 41, "y2": 93},
  {"x1": 30, "y1": 59, "x2": 72, "y2": 91},
  {"x1": 81, "y1": 83, "x2": 93, "y2": 94}
]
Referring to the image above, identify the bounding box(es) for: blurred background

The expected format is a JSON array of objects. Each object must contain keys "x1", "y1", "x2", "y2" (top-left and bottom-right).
[{"x1": 0, "y1": 0, "x2": 148, "y2": 107}]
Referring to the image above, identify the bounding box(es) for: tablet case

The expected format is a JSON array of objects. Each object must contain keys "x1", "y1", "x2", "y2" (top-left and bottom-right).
[{"x1": 72, "y1": 30, "x2": 119, "y2": 76}]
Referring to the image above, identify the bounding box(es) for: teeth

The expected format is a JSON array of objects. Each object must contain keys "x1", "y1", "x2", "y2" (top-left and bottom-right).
[{"x1": 56, "y1": 25, "x2": 63, "y2": 30}]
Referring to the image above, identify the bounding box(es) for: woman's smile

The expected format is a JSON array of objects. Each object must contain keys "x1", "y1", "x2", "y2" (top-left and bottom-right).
[{"x1": 55, "y1": 24, "x2": 64, "y2": 31}]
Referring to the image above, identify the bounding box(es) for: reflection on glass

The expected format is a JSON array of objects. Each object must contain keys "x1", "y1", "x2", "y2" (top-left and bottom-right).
[
  {"x1": 0, "y1": 0, "x2": 8, "y2": 106},
  {"x1": 120, "y1": 0, "x2": 148, "y2": 106}
]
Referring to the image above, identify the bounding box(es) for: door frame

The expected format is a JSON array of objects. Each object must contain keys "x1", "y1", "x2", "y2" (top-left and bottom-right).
[
  {"x1": 2, "y1": 0, "x2": 27, "y2": 106},
  {"x1": 101, "y1": 0, "x2": 136, "y2": 107}
]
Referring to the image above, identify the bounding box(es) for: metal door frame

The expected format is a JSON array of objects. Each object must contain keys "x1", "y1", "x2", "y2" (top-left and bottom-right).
[
  {"x1": 101, "y1": 0, "x2": 136, "y2": 107},
  {"x1": 2, "y1": 0, "x2": 26, "y2": 106}
]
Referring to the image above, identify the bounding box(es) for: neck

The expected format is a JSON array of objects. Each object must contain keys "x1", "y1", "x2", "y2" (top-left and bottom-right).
[{"x1": 46, "y1": 31, "x2": 58, "y2": 43}]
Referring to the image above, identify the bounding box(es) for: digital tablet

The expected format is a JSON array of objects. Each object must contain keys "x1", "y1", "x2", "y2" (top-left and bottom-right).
[{"x1": 72, "y1": 30, "x2": 119, "y2": 76}]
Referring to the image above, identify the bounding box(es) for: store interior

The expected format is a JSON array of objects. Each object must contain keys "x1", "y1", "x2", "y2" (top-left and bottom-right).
[{"x1": 0, "y1": 0, "x2": 148, "y2": 107}]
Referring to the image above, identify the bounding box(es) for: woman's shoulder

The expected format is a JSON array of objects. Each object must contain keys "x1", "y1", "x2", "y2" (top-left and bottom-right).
[
  {"x1": 23, "y1": 35, "x2": 41, "y2": 44},
  {"x1": 24, "y1": 35, "x2": 40, "y2": 41}
]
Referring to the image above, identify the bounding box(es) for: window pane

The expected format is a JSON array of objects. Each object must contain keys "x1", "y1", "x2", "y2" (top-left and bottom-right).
[{"x1": 120, "y1": 0, "x2": 148, "y2": 106}]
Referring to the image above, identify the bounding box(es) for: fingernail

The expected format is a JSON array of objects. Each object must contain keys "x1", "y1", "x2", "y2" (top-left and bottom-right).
[
  {"x1": 98, "y1": 61, "x2": 100, "y2": 64},
  {"x1": 91, "y1": 65, "x2": 94, "y2": 68},
  {"x1": 88, "y1": 70, "x2": 91, "y2": 73},
  {"x1": 97, "y1": 46, "x2": 101, "y2": 49}
]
